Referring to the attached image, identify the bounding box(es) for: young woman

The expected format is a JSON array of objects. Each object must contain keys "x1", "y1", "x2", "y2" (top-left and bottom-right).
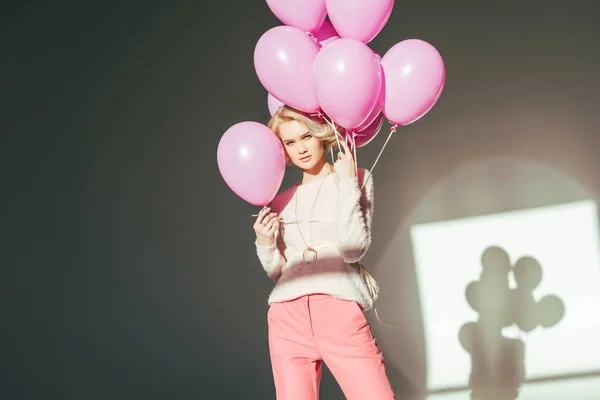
[{"x1": 253, "y1": 105, "x2": 395, "y2": 399}]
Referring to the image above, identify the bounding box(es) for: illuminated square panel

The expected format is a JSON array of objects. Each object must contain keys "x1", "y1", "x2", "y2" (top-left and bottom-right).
[{"x1": 410, "y1": 200, "x2": 600, "y2": 391}]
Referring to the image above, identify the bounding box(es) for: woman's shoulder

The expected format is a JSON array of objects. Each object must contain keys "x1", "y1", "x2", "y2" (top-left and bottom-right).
[
  {"x1": 356, "y1": 168, "x2": 373, "y2": 186},
  {"x1": 269, "y1": 185, "x2": 297, "y2": 213}
]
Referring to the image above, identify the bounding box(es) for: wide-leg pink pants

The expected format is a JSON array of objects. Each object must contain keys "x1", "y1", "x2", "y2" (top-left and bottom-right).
[{"x1": 267, "y1": 294, "x2": 395, "y2": 399}]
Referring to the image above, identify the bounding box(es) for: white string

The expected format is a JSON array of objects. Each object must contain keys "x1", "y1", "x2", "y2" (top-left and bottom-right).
[
  {"x1": 356, "y1": 262, "x2": 394, "y2": 328},
  {"x1": 321, "y1": 115, "x2": 344, "y2": 153},
  {"x1": 251, "y1": 206, "x2": 267, "y2": 217},
  {"x1": 360, "y1": 125, "x2": 397, "y2": 191},
  {"x1": 352, "y1": 134, "x2": 358, "y2": 177}
]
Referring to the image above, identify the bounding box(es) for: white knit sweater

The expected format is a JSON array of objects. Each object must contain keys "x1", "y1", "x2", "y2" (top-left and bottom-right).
[{"x1": 255, "y1": 168, "x2": 375, "y2": 311}]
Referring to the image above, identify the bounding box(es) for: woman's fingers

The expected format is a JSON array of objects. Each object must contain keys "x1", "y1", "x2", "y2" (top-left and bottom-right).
[
  {"x1": 259, "y1": 218, "x2": 278, "y2": 240},
  {"x1": 345, "y1": 143, "x2": 354, "y2": 161},
  {"x1": 336, "y1": 140, "x2": 354, "y2": 164},
  {"x1": 267, "y1": 220, "x2": 279, "y2": 235},
  {"x1": 256, "y1": 207, "x2": 270, "y2": 224},
  {"x1": 255, "y1": 212, "x2": 279, "y2": 234},
  {"x1": 263, "y1": 212, "x2": 277, "y2": 226},
  {"x1": 340, "y1": 137, "x2": 350, "y2": 154},
  {"x1": 255, "y1": 208, "x2": 273, "y2": 231}
]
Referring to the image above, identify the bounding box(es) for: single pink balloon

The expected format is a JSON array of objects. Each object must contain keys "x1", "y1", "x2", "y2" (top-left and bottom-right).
[
  {"x1": 354, "y1": 102, "x2": 380, "y2": 132},
  {"x1": 354, "y1": 112, "x2": 384, "y2": 148},
  {"x1": 313, "y1": 38, "x2": 382, "y2": 129},
  {"x1": 266, "y1": 0, "x2": 327, "y2": 33},
  {"x1": 267, "y1": 93, "x2": 284, "y2": 116},
  {"x1": 326, "y1": 0, "x2": 394, "y2": 43},
  {"x1": 381, "y1": 39, "x2": 445, "y2": 125},
  {"x1": 355, "y1": 59, "x2": 384, "y2": 131},
  {"x1": 217, "y1": 121, "x2": 285, "y2": 206},
  {"x1": 254, "y1": 26, "x2": 320, "y2": 113},
  {"x1": 312, "y1": 20, "x2": 340, "y2": 47}
]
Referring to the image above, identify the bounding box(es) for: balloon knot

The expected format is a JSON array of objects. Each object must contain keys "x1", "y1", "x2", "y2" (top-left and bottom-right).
[
  {"x1": 306, "y1": 32, "x2": 320, "y2": 46},
  {"x1": 390, "y1": 124, "x2": 398, "y2": 133},
  {"x1": 311, "y1": 110, "x2": 324, "y2": 119}
]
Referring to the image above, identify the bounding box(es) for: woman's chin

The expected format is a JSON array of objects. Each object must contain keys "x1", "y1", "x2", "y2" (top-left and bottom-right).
[{"x1": 293, "y1": 158, "x2": 313, "y2": 169}]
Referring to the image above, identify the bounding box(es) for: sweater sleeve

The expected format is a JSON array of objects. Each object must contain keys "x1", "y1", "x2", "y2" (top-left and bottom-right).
[
  {"x1": 255, "y1": 234, "x2": 286, "y2": 281},
  {"x1": 254, "y1": 193, "x2": 287, "y2": 281},
  {"x1": 335, "y1": 168, "x2": 375, "y2": 263}
]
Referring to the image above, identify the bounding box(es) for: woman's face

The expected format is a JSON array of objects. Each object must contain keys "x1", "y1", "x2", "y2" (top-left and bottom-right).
[{"x1": 278, "y1": 120, "x2": 325, "y2": 170}]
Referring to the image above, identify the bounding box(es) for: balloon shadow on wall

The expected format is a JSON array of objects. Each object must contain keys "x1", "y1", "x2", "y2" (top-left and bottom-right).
[
  {"x1": 459, "y1": 246, "x2": 565, "y2": 400},
  {"x1": 367, "y1": 157, "x2": 597, "y2": 399}
]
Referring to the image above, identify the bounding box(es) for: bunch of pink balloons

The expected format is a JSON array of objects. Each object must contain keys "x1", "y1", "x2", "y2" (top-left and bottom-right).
[
  {"x1": 218, "y1": 0, "x2": 446, "y2": 206},
  {"x1": 257, "y1": 0, "x2": 445, "y2": 140}
]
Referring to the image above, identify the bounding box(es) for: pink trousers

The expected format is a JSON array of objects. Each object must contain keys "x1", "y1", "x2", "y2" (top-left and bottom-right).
[{"x1": 267, "y1": 294, "x2": 395, "y2": 399}]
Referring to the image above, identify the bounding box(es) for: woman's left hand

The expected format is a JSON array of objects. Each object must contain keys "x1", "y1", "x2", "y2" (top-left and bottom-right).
[{"x1": 333, "y1": 138, "x2": 357, "y2": 180}]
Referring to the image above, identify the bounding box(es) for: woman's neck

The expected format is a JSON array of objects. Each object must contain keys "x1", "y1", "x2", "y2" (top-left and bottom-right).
[{"x1": 301, "y1": 157, "x2": 332, "y2": 185}]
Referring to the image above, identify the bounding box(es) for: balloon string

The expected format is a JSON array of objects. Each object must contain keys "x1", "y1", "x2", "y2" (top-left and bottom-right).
[
  {"x1": 251, "y1": 205, "x2": 268, "y2": 217},
  {"x1": 310, "y1": 111, "x2": 345, "y2": 153},
  {"x1": 352, "y1": 132, "x2": 358, "y2": 177},
  {"x1": 311, "y1": 113, "x2": 364, "y2": 186},
  {"x1": 311, "y1": 110, "x2": 325, "y2": 120},
  {"x1": 360, "y1": 124, "x2": 398, "y2": 191},
  {"x1": 319, "y1": 113, "x2": 344, "y2": 153}
]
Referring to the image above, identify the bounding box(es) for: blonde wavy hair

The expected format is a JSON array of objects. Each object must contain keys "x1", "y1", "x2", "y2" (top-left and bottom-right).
[
  {"x1": 267, "y1": 105, "x2": 386, "y2": 324},
  {"x1": 268, "y1": 105, "x2": 340, "y2": 165}
]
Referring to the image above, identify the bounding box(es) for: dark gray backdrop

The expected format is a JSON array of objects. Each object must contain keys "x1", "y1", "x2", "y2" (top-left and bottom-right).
[{"x1": 3, "y1": 1, "x2": 599, "y2": 399}]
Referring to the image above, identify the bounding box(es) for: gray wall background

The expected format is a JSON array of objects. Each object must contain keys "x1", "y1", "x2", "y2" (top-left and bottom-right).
[{"x1": 3, "y1": 1, "x2": 599, "y2": 399}]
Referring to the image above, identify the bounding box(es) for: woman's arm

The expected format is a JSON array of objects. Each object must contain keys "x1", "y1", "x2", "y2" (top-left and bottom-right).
[
  {"x1": 255, "y1": 235, "x2": 286, "y2": 281},
  {"x1": 336, "y1": 168, "x2": 375, "y2": 263},
  {"x1": 253, "y1": 205, "x2": 286, "y2": 281}
]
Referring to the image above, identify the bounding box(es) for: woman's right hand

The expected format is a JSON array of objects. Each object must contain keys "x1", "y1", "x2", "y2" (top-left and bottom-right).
[{"x1": 254, "y1": 207, "x2": 280, "y2": 246}]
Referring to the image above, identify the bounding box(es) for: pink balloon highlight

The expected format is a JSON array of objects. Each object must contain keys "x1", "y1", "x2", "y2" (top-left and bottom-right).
[
  {"x1": 313, "y1": 38, "x2": 382, "y2": 129},
  {"x1": 266, "y1": 0, "x2": 327, "y2": 33},
  {"x1": 355, "y1": 59, "x2": 384, "y2": 131},
  {"x1": 326, "y1": 0, "x2": 394, "y2": 43},
  {"x1": 217, "y1": 121, "x2": 285, "y2": 206},
  {"x1": 381, "y1": 39, "x2": 446, "y2": 125},
  {"x1": 254, "y1": 26, "x2": 320, "y2": 113}
]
